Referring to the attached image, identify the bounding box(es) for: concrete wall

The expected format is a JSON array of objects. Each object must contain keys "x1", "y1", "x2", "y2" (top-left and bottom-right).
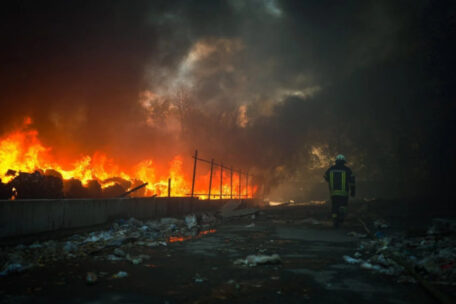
[{"x1": 0, "y1": 197, "x2": 263, "y2": 239}]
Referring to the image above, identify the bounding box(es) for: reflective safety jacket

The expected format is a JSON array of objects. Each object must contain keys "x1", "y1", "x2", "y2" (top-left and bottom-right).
[{"x1": 324, "y1": 162, "x2": 355, "y2": 197}]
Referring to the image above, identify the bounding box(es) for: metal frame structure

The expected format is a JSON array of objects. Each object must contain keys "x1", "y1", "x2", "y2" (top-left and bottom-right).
[{"x1": 189, "y1": 150, "x2": 259, "y2": 199}]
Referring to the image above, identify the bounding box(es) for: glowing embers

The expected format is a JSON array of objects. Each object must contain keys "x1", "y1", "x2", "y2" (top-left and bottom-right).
[{"x1": 168, "y1": 229, "x2": 216, "y2": 243}]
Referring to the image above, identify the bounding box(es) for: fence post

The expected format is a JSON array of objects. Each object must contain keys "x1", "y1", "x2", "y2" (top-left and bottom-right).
[
  {"x1": 220, "y1": 162, "x2": 223, "y2": 199},
  {"x1": 191, "y1": 150, "x2": 198, "y2": 198},
  {"x1": 208, "y1": 158, "x2": 214, "y2": 200},
  {"x1": 230, "y1": 166, "x2": 233, "y2": 199},
  {"x1": 168, "y1": 178, "x2": 171, "y2": 197},
  {"x1": 246, "y1": 171, "x2": 249, "y2": 198},
  {"x1": 238, "y1": 169, "x2": 242, "y2": 199}
]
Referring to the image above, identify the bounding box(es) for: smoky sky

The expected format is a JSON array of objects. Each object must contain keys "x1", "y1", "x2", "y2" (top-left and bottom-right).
[{"x1": 1, "y1": 0, "x2": 455, "y2": 196}]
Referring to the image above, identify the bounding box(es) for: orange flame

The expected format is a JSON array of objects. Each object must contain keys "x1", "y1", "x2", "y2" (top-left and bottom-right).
[{"x1": 0, "y1": 118, "x2": 257, "y2": 199}]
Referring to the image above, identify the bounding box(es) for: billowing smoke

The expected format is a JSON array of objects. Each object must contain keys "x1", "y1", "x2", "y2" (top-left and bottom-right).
[{"x1": 0, "y1": 1, "x2": 454, "y2": 200}]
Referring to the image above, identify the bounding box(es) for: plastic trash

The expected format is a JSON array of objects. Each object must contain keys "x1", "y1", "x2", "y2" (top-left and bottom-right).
[
  {"x1": 107, "y1": 254, "x2": 123, "y2": 261},
  {"x1": 343, "y1": 255, "x2": 362, "y2": 264},
  {"x1": 185, "y1": 214, "x2": 198, "y2": 229},
  {"x1": 113, "y1": 271, "x2": 128, "y2": 278},
  {"x1": 361, "y1": 262, "x2": 395, "y2": 275},
  {"x1": 373, "y1": 219, "x2": 390, "y2": 229},
  {"x1": 86, "y1": 272, "x2": 98, "y2": 285},
  {"x1": 427, "y1": 218, "x2": 456, "y2": 235},
  {"x1": 0, "y1": 213, "x2": 222, "y2": 277},
  {"x1": 347, "y1": 231, "x2": 367, "y2": 238},
  {"x1": 113, "y1": 248, "x2": 126, "y2": 257},
  {"x1": 245, "y1": 223, "x2": 255, "y2": 228},
  {"x1": 345, "y1": 217, "x2": 456, "y2": 283},
  {"x1": 193, "y1": 273, "x2": 206, "y2": 283},
  {"x1": 160, "y1": 218, "x2": 182, "y2": 225},
  {"x1": 84, "y1": 231, "x2": 113, "y2": 243},
  {"x1": 0, "y1": 263, "x2": 24, "y2": 276},
  {"x1": 234, "y1": 254, "x2": 281, "y2": 266},
  {"x1": 63, "y1": 241, "x2": 78, "y2": 252},
  {"x1": 128, "y1": 217, "x2": 143, "y2": 226}
]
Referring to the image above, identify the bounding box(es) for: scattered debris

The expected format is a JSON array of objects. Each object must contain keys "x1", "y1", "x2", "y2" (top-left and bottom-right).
[
  {"x1": 347, "y1": 231, "x2": 367, "y2": 238},
  {"x1": 234, "y1": 254, "x2": 281, "y2": 266},
  {"x1": 185, "y1": 214, "x2": 198, "y2": 229},
  {"x1": 86, "y1": 272, "x2": 98, "y2": 285},
  {"x1": 343, "y1": 255, "x2": 362, "y2": 264},
  {"x1": 126, "y1": 254, "x2": 150, "y2": 265},
  {"x1": 0, "y1": 263, "x2": 26, "y2": 276},
  {"x1": 0, "y1": 212, "x2": 218, "y2": 276},
  {"x1": 427, "y1": 218, "x2": 456, "y2": 235},
  {"x1": 107, "y1": 254, "x2": 123, "y2": 261},
  {"x1": 193, "y1": 273, "x2": 207, "y2": 283},
  {"x1": 373, "y1": 219, "x2": 390, "y2": 229},
  {"x1": 113, "y1": 271, "x2": 128, "y2": 279},
  {"x1": 345, "y1": 218, "x2": 456, "y2": 286},
  {"x1": 113, "y1": 248, "x2": 126, "y2": 257}
]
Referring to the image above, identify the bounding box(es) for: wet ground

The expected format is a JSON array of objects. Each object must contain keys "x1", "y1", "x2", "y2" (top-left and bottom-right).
[{"x1": 0, "y1": 203, "x2": 445, "y2": 303}]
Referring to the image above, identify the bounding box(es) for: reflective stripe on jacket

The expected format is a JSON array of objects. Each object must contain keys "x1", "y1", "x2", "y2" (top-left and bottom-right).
[
  {"x1": 329, "y1": 170, "x2": 348, "y2": 196},
  {"x1": 324, "y1": 162, "x2": 354, "y2": 197}
]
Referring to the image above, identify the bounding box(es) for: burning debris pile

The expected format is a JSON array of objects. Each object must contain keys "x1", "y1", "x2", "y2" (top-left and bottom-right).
[
  {"x1": 344, "y1": 218, "x2": 456, "y2": 285},
  {"x1": 0, "y1": 125, "x2": 258, "y2": 200},
  {"x1": 0, "y1": 170, "x2": 138, "y2": 200},
  {"x1": 0, "y1": 213, "x2": 218, "y2": 276}
]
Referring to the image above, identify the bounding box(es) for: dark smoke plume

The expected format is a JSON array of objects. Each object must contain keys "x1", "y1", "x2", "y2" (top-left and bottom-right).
[{"x1": 0, "y1": 0, "x2": 455, "y2": 199}]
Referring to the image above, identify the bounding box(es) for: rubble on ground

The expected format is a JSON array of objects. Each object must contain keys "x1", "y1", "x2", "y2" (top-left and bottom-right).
[
  {"x1": 193, "y1": 273, "x2": 207, "y2": 283},
  {"x1": 344, "y1": 218, "x2": 456, "y2": 285},
  {"x1": 113, "y1": 271, "x2": 128, "y2": 278},
  {"x1": 234, "y1": 254, "x2": 281, "y2": 266},
  {"x1": 0, "y1": 212, "x2": 219, "y2": 277},
  {"x1": 0, "y1": 202, "x2": 262, "y2": 277},
  {"x1": 85, "y1": 272, "x2": 98, "y2": 285},
  {"x1": 347, "y1": 231, "x2": 367, "y2": 238}
]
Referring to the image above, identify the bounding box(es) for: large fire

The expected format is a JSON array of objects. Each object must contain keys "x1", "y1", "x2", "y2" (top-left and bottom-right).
[{"x1": 0, "y1": 118, "x2": 257, "y2": 199}]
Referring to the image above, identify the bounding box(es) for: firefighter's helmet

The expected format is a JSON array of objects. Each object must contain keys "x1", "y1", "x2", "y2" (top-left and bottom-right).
[{"x1": 336, "y1": 154, "x2": 346, "y2": 162}]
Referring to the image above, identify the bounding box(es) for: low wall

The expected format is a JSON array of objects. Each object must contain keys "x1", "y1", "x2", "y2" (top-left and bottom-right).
[{"x1": 0, "y1": 197, "x2": 263, "y2": 239}]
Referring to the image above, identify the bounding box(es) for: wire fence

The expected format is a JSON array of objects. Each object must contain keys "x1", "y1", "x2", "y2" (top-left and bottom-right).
[{"x1": 187, "y1": 150, "x2": 261, "y2": 199}]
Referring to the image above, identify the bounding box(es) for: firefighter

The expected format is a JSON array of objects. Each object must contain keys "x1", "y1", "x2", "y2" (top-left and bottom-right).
[{"x1": 324, "y1": 154, "x2": 355, "y2": 227}]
